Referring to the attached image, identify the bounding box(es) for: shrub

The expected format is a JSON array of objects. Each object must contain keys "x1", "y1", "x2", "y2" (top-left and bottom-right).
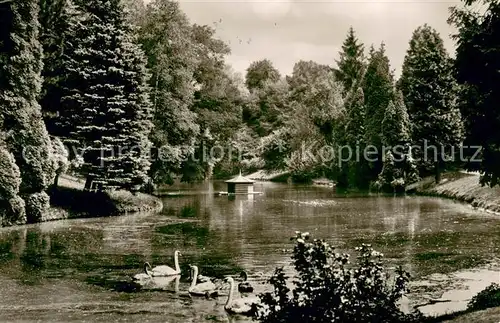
[
  {"x1": 0, "y1": 145, "x2": 22, "y2": 199},
  {"x1": 0, "y1": 196, "x2": 26, "y2": 226},
  {"x1": 468, "y1": 283, "x2": 500, "y2": 312},
  {"x1": 253, "y1": 231, "x2": 423, "y2": 323},
  {"x1": 25, "y1": 192, "x2": 50, "y2": 223},
  {"x1": 0, "y1": 144, "x2": 27, "y2": 226}
]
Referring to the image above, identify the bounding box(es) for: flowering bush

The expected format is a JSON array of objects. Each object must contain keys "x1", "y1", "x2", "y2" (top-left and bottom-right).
[{"x1": 253, "y1": 232, "x2": 423, "y2": 323}]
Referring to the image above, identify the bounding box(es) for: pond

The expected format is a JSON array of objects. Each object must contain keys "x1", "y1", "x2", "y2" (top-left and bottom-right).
[{"x1": 0, "y1": 181, "x2": 499, "y2": 322}]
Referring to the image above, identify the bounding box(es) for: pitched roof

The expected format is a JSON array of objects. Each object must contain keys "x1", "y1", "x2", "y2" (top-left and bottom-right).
[{"x1": 225, "y1": 171, "x2": 255, "y2": 184}]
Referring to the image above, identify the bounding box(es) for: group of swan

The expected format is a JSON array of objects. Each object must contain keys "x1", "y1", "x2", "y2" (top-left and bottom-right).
[{"x1": 132, "y1": 250, "x2": 260, "y2": 315}]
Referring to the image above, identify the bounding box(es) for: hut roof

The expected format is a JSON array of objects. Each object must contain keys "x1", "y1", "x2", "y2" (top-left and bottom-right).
[{"x1": 225, "y1": 171, "x2": 255, "y2": 184}]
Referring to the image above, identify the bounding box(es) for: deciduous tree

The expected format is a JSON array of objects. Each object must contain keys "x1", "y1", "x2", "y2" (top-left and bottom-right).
[
  {"x1": 139, "y1": 0, "x2": 199, "y2": 185},
  {"x1": 245, "y1": 59, "x2": 281, "y2": 92}
]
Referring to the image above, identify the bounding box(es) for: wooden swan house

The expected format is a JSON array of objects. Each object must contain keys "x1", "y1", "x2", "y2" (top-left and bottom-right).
[{"x1": 221, "y1": 172, "x2": 262, "y2": 195}]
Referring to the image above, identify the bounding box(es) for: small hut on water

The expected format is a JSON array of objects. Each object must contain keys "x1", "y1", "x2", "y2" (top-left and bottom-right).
[{"x1": 225, "y1": 171, "x2": 255, "y2": 195}]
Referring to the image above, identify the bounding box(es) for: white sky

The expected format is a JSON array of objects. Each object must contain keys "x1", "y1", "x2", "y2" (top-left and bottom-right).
[{"x1": 144, "y1": 0, "x2": 461, "y2": 77}]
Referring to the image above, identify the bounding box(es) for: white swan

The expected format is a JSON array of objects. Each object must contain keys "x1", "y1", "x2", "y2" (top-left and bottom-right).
[
  {"x1": 188, "y1": 265, "x2": 217, "y2": 296},
  {"x1": 145, "y1": 250, "x2": 182, "y2": 276},
  {"x1": 224, "y1": 277, "x2": 260, "y2": 315},
  {"x1": 197, "y1": 274, "x2": 212, "y2": 283},
  {"x1": 189, "y1": 267, "x2": 212, "y2": 283},
  {"x1": 133, "y1": 262, "x2": 153, "y2": 281}
]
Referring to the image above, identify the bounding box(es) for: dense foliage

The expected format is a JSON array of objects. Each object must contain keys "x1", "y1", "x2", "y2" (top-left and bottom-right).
[
  {"x1": 38, "y1": 0, "x2": 80, "y2": 135},
  {"x1": 449, "y1": 0, "x2": 500, "y2": 187},
  {"x1": 1, "y1": 0, "x2": 499, "y2": 224},
  {"x1": 398, "y1": 24, "x2": 463, "y2": 183},
  {"x1": 253, "y1": 232, "x2": 423, "y2": 323},
  {"x1": 0, "y1": 0, "x2": 58, "y2": 224},
  {"x1": 58, "y1": 0, "x2": 153, "y2": 191},
  {"x1": 335, "y1": 27, "x2": 365, "y2": 95}
]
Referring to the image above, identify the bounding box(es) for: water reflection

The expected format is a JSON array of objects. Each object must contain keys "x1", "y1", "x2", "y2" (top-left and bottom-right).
[{"x1": 0, "y1": 182, "x2": 499, "y2": 321}]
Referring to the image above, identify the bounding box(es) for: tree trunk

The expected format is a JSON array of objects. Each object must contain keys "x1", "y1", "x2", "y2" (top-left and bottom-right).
[
  {"x1": 84, "y1": 176, "x2": 93, "y2": 191},
  {"x1": 434, "y1": 161, "x2": 441, "y2": 184},
  {"x1": 206, "y1": 164, "x2": 213, "y2": 180},
  {"x1": 53, "y1": 173, "x2": 60, "y2": 188}
]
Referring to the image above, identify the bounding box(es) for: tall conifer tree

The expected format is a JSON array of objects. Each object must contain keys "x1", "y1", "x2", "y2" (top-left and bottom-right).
[
  {"x1": 381, "y1": 90, "x2": 410, "y2": 148},
  {"x1": 0, "y1": 0, "x2": 55, "y2": 222},
  {"x1": 377, "y1": 90, "x2": 417, "y2": 191},
  {"x1": 399, "y1": 24, "x2": 463, "y2": 182},
  {"x1": 38, "y1": 0, "x2": 81, "y2": 135},
  {"x1": 59, "y1": 0, "x2": 153, "y2": 191},
  {"x1": 344, "y1": 86, "x2": 370, "y2": 189},
  {"x1": 336, "y1": 27, "x2": 365, "y2": 95},
  {"x1": 362, "y1": 43, "x2": 394, "y2": 181}
]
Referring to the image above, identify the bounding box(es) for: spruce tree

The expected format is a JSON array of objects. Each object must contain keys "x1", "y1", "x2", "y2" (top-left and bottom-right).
[
  {"x1": 336, "y1": 27, "x2": 365, "y2": 95},
  {"x1": 399, "y1": 24, "x2": 463, "y2": 183},
  {"x1": 344, "y1": 86, "x2": 369, "y2": 189},
  {"x1": 363, "y1": 43, "x2": 394, "y2": 148},
  {"x1": 0, "y1": 0, "x2": 55, "y2": 222},
  {"x1": 377, "y1": 90, "x2": 415, "y2": 191},
  {"x1": 362, "y1": 43, "x2": 394, "y2": 182},
  {"x1": 345, "y1": 87, "x2": 365, "y2": 147},
  {"x1": 381, "y1": 90, "x2": 410, "y2": 148},
  {"x1": 59, "y1": 0, "x2": 153, "y2": 191},
  {"x1": 375, "y1": 151, "x2": 405, "y2": 193},
  {"x1": 38, "y1": 0, "x2": 80, "y2": 135}
]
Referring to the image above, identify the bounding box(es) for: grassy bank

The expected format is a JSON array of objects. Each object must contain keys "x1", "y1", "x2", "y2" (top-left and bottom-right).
[
  {"x1": 247, "y1": 170, "x2": 291, "y2": 182},
  {"x1": 441, "y1": 306, "x2": 500, "y2": 322},
  {"x1": 421, "y1": 306, "x2": 500, "y2": 323},
  {"x1": 415, "y1": 171, "x2": 500, "y2": 322},
  {"x1": 43, "y1": 174, "x2": 163, "y2": 222},
  {"x1": 416, "y1": 171, "x2": 500, "y2": 214}
]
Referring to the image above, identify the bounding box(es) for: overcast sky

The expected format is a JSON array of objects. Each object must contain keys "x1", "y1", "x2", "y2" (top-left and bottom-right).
[{"x1": 147, "y1": 0, "x2": 462, "y2": 77}]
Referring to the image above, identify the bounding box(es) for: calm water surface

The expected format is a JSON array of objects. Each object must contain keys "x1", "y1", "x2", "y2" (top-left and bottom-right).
[{"x1": 1, "y1": 181, "x2": 500, "y2": 322}]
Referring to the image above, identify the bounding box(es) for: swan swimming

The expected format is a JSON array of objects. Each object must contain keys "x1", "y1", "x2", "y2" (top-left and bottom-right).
[
  {"x1": 134, "y1": 250, "x2": 182, "y2": 279},
  {"x1": 188, "y1": 265, "x2": 217, "y2": 296},
  {"x1": 224, "y1": 277, "x2": 260, "y2": 315}
]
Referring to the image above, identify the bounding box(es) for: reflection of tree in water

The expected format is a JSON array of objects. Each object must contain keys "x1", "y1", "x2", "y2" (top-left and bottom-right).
[
  {"x1": 152, "y1": 219, "x2": 244, "y2": 278},
  {"x1": 0, "y1": 229, "x2": 53, "y2": 282},
  {"x1": 21, "y1": 230, "x2": 48, "y2": 269},
  {"x1": 156, "y1": 222, "x2": 210, "y2": 247},
  {"x1": 178, "y1": 203, "x2": 200, "y2": 218},
  {"x1": 0, "y1": 225, "x2": 120, "y2": 283},
  {"x1": 18, "y1": 229, "x2": 51, "y2": 284},
  {"x1": 0, "y1": 232, "x2": 16, "y2": 265}
]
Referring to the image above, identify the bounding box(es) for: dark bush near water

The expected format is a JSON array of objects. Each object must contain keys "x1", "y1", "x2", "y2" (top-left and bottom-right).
[{"x1": 49, "y1": 186, "x2": 119, "y2": 218}]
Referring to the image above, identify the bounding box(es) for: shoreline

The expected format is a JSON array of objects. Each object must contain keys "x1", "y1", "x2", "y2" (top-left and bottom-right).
[
  {"x1": 3, "y1": 174, "x2": 164, "y2": 226},
  {"x1": 415, "y1": 171, "x2": 500, "y2": 215},
  {"x1": 413, "y1": 171, "x2": 500, "y2": 322}
]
